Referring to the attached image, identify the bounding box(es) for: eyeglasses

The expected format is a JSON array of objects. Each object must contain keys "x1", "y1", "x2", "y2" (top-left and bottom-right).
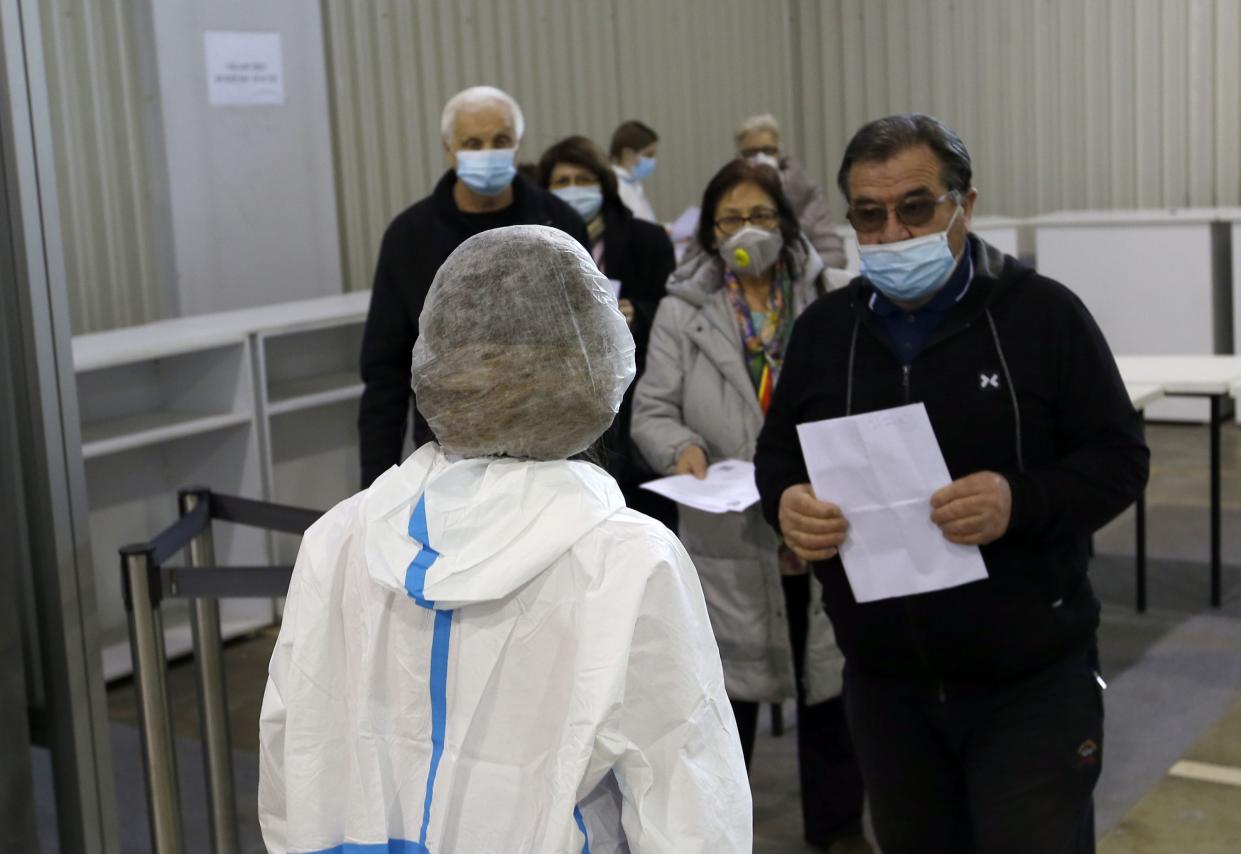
[
  {"x1": 715, "y1": 207, "x2": 780, "y2": 234},
  {"x1": 739, "y1": 145, "x2": 780, "y2": 159},
  {"x1": 846, "y1": 191, "x2": 957, "y2": 234},
  {"x1": 548, "y1": 174, "x2": 601, "y2": 189}
]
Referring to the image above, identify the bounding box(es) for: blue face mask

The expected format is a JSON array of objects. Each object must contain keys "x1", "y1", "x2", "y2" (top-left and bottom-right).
[
  {"x1": 857, "y1": 206, "x2": 962, "y2": 302},
  {"x1": 629, "y1": 155, "x2": 656, "y2": 182},
  {"x1": 552, "y1": 185, "x2": 604, "y2": 222},
  {"x1": 455, "y1": 148, "x2": 517, "y2": 196}
]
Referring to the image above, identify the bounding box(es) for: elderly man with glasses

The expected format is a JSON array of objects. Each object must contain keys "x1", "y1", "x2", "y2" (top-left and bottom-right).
[{"x1": 754, "y1": 113, "x2": 1149, "y2": 853}]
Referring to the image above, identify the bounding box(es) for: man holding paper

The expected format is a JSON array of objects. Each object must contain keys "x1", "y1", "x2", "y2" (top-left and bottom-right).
[{"x1": 754, "y1": 113, "x2": 1149, "y2": 854}]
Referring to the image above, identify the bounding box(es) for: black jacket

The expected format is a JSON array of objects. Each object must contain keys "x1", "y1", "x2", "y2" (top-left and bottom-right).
[
  {"x1": 754, "y1": 238, "x2": 1149, "y2": 683},
  {"x1": 597, "y1": 199, "x2": 675, "y2": 484},
  {"x1": 358, "y1": 171, "x2": 590, "y2": 487}
]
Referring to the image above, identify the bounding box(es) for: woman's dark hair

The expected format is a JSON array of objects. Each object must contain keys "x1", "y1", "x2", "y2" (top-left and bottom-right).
[
  {"x1": 537, "y1": 136, "x2": 620, "y2": 204},
  {"x1": 609, "y1": 120, "x2": 659, "y2": 160},
  {"x1": 836, "y1": 112, "x2": 972, "y2": 201},
  {"x1": 695, "y1": 159, "x2": 802, "y2": 278}
]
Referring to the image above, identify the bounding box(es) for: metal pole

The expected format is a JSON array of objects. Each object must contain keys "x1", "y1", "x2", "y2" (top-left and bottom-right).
[
  {"x1": 1210, "y1": 395, "x2": 1221, "y2": 608},
  {"x1": 1136, "y1": 411, "x2": 1147, "y2": 614},
  {"x1": 180, "y1": 488, "x2": 239, "y2": 854},
  {"x1": 121, "y1": 545, "x2": 183, "y2": 853},
  {"x1": 1135, "y1": 492, "x2": 1147, "y2": 614}
]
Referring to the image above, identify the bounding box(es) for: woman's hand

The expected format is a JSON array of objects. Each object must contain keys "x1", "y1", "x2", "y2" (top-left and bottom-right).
[{"x1": 674, "y1": 445, "x2": 708, "y2": 479}]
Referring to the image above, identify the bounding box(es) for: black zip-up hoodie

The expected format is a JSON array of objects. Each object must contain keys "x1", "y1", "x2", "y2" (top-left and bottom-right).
[
  {"x1": 754, "y1": 237, "x2": 1149, "y2": 684},
  {"x1": 358, "y1": 171, "x2": 589, "y2": 488}
]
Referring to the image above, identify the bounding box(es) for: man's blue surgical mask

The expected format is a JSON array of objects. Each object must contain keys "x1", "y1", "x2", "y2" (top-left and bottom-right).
[
  {"x1": 857, "y1": 206, "x2": 963, "y2": 303},
  {"x1": 552, "y1": 185, "x2": 604, "y2": 222},
  {"x1": 456, "y1": 148, "x2": 517, "y2": 196},
  {"x1": 629, "y1": 155, "x2": 656, "y2": 182}
]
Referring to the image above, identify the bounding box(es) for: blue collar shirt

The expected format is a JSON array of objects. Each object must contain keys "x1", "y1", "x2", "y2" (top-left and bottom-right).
[{"x1": 868, "y1": 235, "x2": 976, "y2": 365}]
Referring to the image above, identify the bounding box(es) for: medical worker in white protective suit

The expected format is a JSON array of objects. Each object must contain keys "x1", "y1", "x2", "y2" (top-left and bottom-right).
[{"x1": 258, "y1": 224, "x2": 751, "y2": 853}]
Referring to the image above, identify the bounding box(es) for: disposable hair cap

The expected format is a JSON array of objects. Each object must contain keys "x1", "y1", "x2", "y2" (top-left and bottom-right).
[{"x1": 411, "y1": 225, "x2": 636, "y2": 460}]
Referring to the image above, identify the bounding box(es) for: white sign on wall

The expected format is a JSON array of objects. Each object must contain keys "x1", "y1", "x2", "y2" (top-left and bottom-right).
[{"x1": 204, "y1": 31, "x2": 285, "y2": 107}]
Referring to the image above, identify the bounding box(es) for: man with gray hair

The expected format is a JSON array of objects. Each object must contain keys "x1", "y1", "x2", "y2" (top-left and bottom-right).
[
  {"x1": 735, "y1": 113, "x2": 846, "y2": 269},
  {"x1": 358, "y1": 85, "x2": 589, "y2": 487},
  {"x1": 755, "y1": 113, "x2": 1149, "y2": 852}
]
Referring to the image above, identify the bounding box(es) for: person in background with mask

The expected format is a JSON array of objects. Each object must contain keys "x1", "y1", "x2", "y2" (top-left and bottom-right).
[
  {"x1": 262, "y1": 226, "x2": 751, "y2": 853},
  {"x1": 755, "y1": 113, "x2": 1149, "y2": 853},
  {"x1": 538, "y1": 135, "x2": 678, "y2": 529},
  {"x1": 357, "y1": 86, "x2": 589, "y2": 488},
  {"x1": 632, "y1": 160, "x2": 869, "y2": 853},
  {"x1": 736, "y1": 113, "x2": 846, "y2": 269},
  {"x1": 610, "y1": 119, "x2": 660, "y2": 223}
]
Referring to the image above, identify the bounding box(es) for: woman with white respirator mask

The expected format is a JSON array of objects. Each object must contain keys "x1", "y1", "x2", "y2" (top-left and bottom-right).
[{"x1": 633, "y1": 160, "x2": 870, "y2": 851}]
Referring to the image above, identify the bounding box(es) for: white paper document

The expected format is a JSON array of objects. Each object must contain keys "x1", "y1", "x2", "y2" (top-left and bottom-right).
[
  {"x1": 668, "y1": 206, "x2": 701, "y2": 242},
  {"x1": 796, "y1": 404, "x2": 988, "y2": 602},
  {"x1": 204, "y1": 31, "x2": 285, "y2": 107},
  {"x1": 640, "y1": 459, "x2": 759, "y2": 514}
]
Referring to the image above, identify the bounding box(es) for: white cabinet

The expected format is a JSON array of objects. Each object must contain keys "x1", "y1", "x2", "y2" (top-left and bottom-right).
[
  {"x1": 73, "y1": 326, "x2": 272, "y2": 679},
  {"x1": 252, "y1": 295, "x2": 369, "y2": 564},
  {"x1": 73, "y1": 292, "x2": 371, "y2": 678}
]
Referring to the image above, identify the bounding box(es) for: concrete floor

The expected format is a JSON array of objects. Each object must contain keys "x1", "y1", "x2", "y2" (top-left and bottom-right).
[{"x1": 87, "y1": 422, "x2": 1241, "y2": 852}]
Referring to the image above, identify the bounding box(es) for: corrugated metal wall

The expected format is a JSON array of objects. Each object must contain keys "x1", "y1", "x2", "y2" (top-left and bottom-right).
[
  {"x1": 325, "y1": 0, "x2": 1241, "y2": 291},
  {"x1": 322, "y1": 0, "x2": 796, "y2": 292},
  {"x1": 40, "y1": 0, "x2": 170, "y2": 334},
  {"x1": 792, "y1": 0, "x2": 1241, "y2": 219},
  {"x1": 41, "y1": 1, "x2": 1241, "y2": 314}
]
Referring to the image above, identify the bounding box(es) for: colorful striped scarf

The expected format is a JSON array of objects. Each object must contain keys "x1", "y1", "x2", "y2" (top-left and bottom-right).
[{"x1": 724, "y1": 262, "x2": 795, "y2": 413}]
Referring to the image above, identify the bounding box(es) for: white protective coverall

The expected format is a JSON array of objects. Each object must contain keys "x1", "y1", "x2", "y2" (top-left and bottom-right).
[{"x1": 258, "y1": 225, "x2": 751, "y2": 853}]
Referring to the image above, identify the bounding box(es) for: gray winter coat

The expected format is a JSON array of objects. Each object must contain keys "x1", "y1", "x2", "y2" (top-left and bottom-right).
[
  {"x1": 631, "y1": 238, "x2": 844, "y2": 704},
  {"x1": 781, "y1": 156, "x2": 846, "y2": 270}
]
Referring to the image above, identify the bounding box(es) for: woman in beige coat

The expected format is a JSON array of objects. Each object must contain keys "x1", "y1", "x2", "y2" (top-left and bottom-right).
[{"x1": 632, "y1": 160, "x2": 867, "y2": 851}]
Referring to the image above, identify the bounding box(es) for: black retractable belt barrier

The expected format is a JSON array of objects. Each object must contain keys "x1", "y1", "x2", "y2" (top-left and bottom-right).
[{"x1": 119, "y1": 486, "x2": 324, "y2": 854}]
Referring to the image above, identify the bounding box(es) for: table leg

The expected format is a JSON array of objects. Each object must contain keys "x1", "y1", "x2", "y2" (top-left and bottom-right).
[
  {"x1": 1210, "y1": 395, "x2": 1221, "y2": 608},
  {"x1": 1136, "y1": 412, "x2": 1147, "y2": 613}
]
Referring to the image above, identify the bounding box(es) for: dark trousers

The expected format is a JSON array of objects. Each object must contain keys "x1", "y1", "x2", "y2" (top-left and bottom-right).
[
  {"x1": 731, "y1": 574, "x2": 866, "y2": 846},
  {"x1": 844, "y1": 647, "x2": 1104, "y2": 854}
]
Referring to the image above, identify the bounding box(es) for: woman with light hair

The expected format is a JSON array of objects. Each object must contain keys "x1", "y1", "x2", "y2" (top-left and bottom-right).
[
  {"x1": 735, "y1": 113, "x2": 847, "y2": 269},
  {"x1": 261, "y1": 226, "x2": 751, "y2": 853}
]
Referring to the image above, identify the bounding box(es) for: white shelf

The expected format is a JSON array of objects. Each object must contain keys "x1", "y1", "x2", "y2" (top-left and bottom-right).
[
  {"x1": 81, "y1": 410, "x2": 253, "y2": 459},
  {"x1": 73, "y1": 292, "x2": 372, "y2": 680},
  {"x1": 267, "y1": 371, "x2": 364, "y2": 415}
]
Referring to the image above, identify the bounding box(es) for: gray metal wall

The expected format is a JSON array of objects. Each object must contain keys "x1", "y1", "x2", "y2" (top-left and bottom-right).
[
  {"x1": 40, "y1": 0, "x2": 173, "y2": 334},
  {"x1": 792, "y1": 0, "x2": 1241, "y2": 220},
  {"x1": 2, "y1": 0, "x2": 118, "y2": 848},
  {"x1": 39, "y1": 0, "x2": 1241, "y2": 311},
  {"x1": 323, "y1": 0, "x2": 796, "y2": 291}
]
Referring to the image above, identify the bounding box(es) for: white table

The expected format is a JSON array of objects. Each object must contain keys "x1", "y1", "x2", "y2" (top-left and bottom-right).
[
  {"x1": 1116, "y1": 357, "x2": 1241, "y2": 607},
  {"x1": 1125, "y1": 383, "x2": 1164, "y2": 612}
]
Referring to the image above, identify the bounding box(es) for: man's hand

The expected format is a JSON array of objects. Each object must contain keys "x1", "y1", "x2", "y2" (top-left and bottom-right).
[
  {"x1": 618, "y1": 298, "x2": 636, "y2": 327},
  {"x1": 674, "y1": 445, "x2": 708, "y2": 479},
  {"x1": 779, "y1": 484, "x2": 849, "y2": 562},
  {"x1": 930, "y1": 471, "x2": 1012, "y2": 546}
]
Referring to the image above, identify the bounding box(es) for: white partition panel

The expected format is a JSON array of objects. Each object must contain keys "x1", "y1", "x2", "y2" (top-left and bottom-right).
[{"x1": 1033, "y1": 209, "x2": 1231, "y2": 421}]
